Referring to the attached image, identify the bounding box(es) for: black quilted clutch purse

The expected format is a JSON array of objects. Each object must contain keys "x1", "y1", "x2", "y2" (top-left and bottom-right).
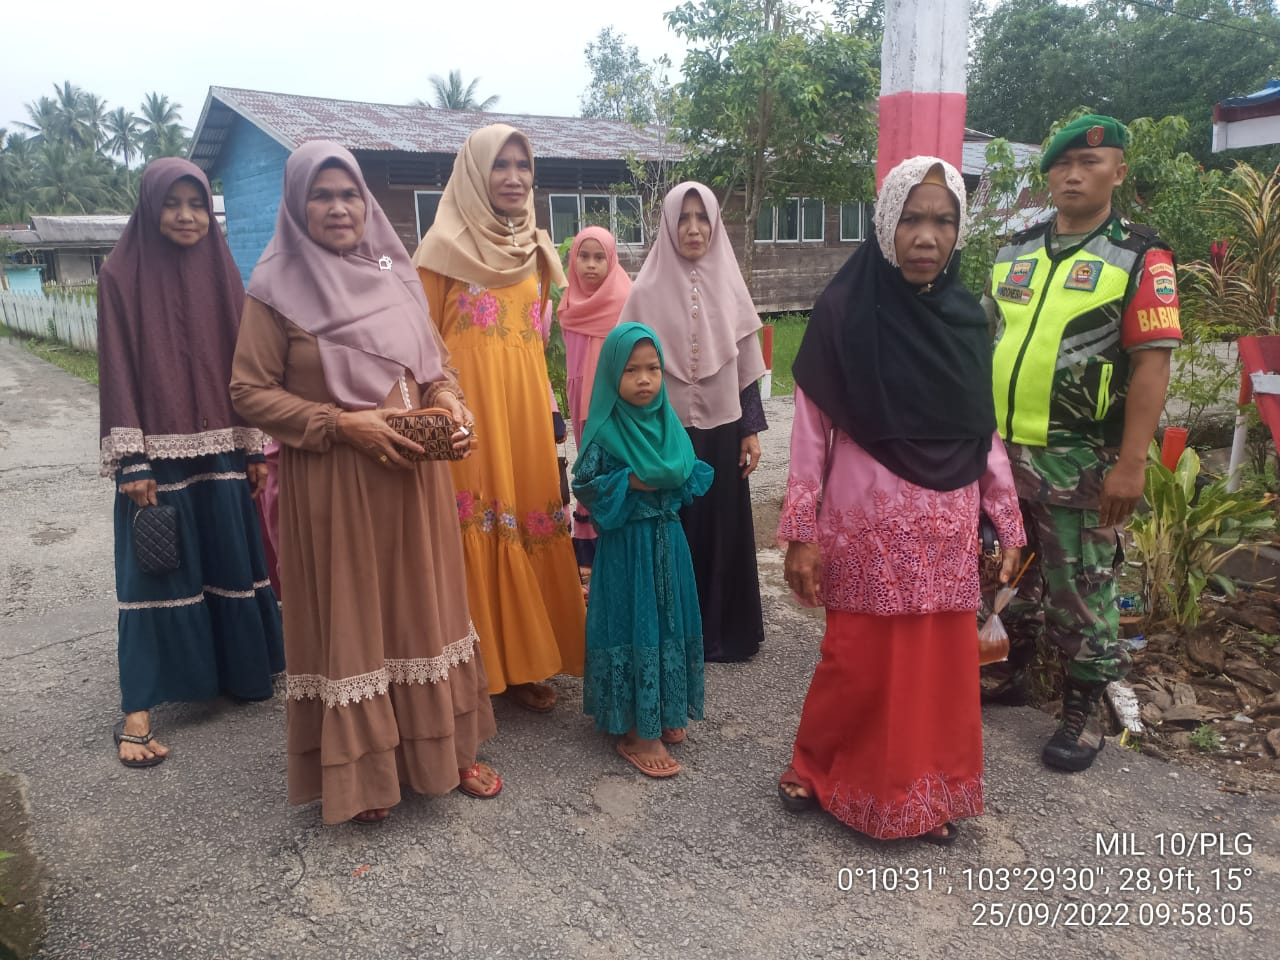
[{"x1": 133, "y1": 504, "x2": 180, "y2": 575}]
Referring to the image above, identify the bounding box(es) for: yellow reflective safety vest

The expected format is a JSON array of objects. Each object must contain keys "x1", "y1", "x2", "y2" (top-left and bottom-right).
[{"x1": 989, "y1": 216, "x2": 1167, "y2": 448}]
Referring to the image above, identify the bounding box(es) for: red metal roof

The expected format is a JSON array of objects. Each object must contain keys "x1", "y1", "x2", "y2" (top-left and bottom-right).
[{"x1": 191, "y1": 86, "x2": 674, "y2": 170}]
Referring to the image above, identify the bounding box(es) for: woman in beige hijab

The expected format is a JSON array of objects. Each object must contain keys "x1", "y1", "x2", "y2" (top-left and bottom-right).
[{"x1": 413, "y1": 124, "x2": 585, "y2": 713}]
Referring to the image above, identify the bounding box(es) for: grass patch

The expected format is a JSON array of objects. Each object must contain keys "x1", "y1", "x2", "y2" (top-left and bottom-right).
[
  {"x1": 762, "y1": 312, "x2": 808, "y2": 397},
  {"x1": 1189, "y1": 723, "x2": 1219, "y2": 752},
  {"x1": 0, "y1": 323, "x2": 99, "y2": 384}
]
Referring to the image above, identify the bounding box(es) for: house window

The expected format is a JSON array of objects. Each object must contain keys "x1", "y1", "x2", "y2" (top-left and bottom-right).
[
  {"x1": 548, "y1": 194, "x2": 645, "y2": 246},
  {"x1": 415, "y1": 191, "x2": 443, "y2": 239},
  {"x1": 840, "y1": 202, "x2": 872, "y2": 242},
  {"x1": 801, "y1": 198, "x2": 824, "y2": 242},
  {"x1": 550, "y1": 195, "x2": 580, "y2": 243},
  {"x1": 755, "y1": 198, "x2": 803, "y2": 242},
  {"x1": 614, "y1": 196, "x2": 643, "y2": 245}
]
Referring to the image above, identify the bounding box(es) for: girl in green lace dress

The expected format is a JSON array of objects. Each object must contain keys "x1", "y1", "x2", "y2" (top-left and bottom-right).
[{"x1": 573, "y1": 323, "x2": 714, "y2": 778}]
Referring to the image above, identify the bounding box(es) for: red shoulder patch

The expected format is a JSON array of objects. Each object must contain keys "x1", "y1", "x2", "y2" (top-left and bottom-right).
[{"x1": 1122, "y1": 249, "x2": 1182, "y2": 348}]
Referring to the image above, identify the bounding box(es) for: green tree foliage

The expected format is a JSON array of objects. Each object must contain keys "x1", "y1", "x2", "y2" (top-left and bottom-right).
[
  {"x1": 580, "y1": 28, "x2": 656, "y2": 123},
  {"x1": 963, "y1": 111, "x2": 1234, "y2": 297},
  {"x1": 415, "y1": 71, "x2": 500, "y2": 111},
  {"x1": 1, "y1": 82, "x2": 186, "y2": 221},
  {"x1": 103, "y1": 107, "x2": 142, "y2": 167},
  {"x1": 138, "y1": 92, "x2": 189, "y2": 161},
  {"x1": 968, "y1": 0, "x2": 1280, "y2": 166},
  {"x1": 666, "y1": 0, "x2": 879, "y2": 281}
]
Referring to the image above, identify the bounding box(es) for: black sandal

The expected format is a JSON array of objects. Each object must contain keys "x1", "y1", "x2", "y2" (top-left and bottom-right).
[
  {"x1": 920, "y1": 822, "x2": 961, "y2": 846},
  {"x1": 777, "y1": 767, "x2": 817, "y2": 813},
  {"x1": 112, "y1": 719, "x2": 166, "y2": 769}
]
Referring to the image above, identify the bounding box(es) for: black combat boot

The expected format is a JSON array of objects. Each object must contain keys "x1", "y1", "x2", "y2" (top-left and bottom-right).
[{"x1": 1041, "y1": 678, "x2": 1106, "y2": 772}]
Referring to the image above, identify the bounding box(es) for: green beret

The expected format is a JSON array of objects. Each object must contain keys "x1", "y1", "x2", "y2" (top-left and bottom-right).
[{"x1": 1039, "y1": 114, "x2": 1130, "y2": 172}]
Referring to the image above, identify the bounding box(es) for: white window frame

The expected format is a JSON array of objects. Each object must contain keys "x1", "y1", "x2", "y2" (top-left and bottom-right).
[
  {"x1": 801, "y1": 197, "x2": 825, "y2": 243},
  {"x1": 839, "y1": 201, "x2": 869, "y2": 242},
  {"x1": 611, "y1": 195, "x2": 644, "y2": 247},
  {"x1": 756, "y1": 197, "x2": 807, "y2": 243},
  {"x1": 547, "y1": 193, "x2": 645, "y2": 246},
  {"x1": 548, "y1": 194, "x2": 582, "y2": 244},
  {"x1": 414, "y1": 190, "x2": 443, "y2": 240}
]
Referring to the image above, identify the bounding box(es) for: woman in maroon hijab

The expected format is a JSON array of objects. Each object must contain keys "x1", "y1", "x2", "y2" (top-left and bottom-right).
[
  {"x1": 231, "y1": 142, "x2": 500, "y2": 825},
  {"x1": 98, "y1": 158, "x2": 284, "y2": 769}
]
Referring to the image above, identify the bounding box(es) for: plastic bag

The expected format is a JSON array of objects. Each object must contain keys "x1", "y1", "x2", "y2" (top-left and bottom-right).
[{"x1": 978, "y1": 585, "x2": 1016, "y2": 666}]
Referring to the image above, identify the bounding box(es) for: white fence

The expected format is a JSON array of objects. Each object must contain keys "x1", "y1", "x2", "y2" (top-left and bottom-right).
[{"x1": 0, "y1": 290, "x2": 98, "y2": 353}]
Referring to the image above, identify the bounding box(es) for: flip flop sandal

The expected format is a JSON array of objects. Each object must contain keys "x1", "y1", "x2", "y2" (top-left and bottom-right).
[
  {"x1": 777, "y1": 766, "x2": 816, "y2": 812},
  {"x1": 457, "y1": 764, "x2": 503, "y2": 799},
  {"x1": 504, "y1": 684, "x2": 556, "y2": 714},
  {"x1": 350, "y1": 809, "x2": 390, "y2": 825},
  {"x1": 920, "y1": 822, "x2": 961, "y2": 846},
  {"x1": 112, "y1": 720, "x2": 166, "y2": 769},
  {"x1": 615, "y1": 740, "x2": 681, "y2": 779},
  {"x1": 660, "y1": 728, "x2": 687, "y2": 745}
]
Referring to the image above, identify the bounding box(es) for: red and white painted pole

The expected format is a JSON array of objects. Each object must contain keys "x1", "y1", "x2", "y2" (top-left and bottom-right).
[{"x1": 877, "y1": 0, "x2": 970, "y2": 187}]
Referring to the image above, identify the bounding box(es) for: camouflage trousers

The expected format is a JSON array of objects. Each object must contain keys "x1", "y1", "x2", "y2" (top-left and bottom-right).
[{"x1": 1003, "y1": 499, "x2": 1129, "y2": 685}]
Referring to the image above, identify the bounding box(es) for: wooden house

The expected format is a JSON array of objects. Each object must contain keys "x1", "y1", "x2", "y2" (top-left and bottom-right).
[
  {"x1": 190, "y1": 87, "x2": 1037, "y2": 312},
  {"x1": 189, "y1": 86, "x2": 887, "y2": 312}
]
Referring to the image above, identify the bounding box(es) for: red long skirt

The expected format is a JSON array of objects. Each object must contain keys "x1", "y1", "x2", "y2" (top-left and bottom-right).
[{"x1": 790, "y1": 609, "x2": 984, "y2": 839}]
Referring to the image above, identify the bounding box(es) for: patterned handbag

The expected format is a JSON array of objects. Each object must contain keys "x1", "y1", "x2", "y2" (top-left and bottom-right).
[
  {"x1": 385, "y1": 407, "x2": 467, "y2": 461},
  {"x1": 132, "y1": 503, "x2": 180, "y2": 575}
]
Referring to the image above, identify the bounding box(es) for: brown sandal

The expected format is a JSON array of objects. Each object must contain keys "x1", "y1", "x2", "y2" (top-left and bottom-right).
[{"x1": 504, "y1": 683, "x2": 556, "y2": 713}]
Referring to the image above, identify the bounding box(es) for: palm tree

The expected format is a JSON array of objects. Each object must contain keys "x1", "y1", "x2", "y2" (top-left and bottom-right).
[
  {"x1": 51, "y1": 81, "x2": 94, "y2": 150},
  {"x1": 18, "y1": 96, "x2": 62, "y2": 144},
  {"x1": 104, "y1": 107, "x2": 142, "y2": 167},
  {"x1": 80, "y1": 93, "x2": 108, "y2": 151},
  {"x1": 415, "y1": 70, "x2": 499, "y2": 110},
  {"x1": 32, "y1": 141, "x2": 104, "y2": 213},
  {"x1": 138, "y1": 92, "x2": 185, "y2": 161},
  {"x1": 0, "y1": 129, "x2": 37, "y2": 217}
]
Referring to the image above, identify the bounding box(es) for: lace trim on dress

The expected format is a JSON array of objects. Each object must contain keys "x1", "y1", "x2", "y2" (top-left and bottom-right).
[
  {"x1": 777, "y1": 476, "x2": 821, "y2": 544},
  {"x1": 204, "y1": 580, "x2": 272, "y2": 599},
  {"x1": 120, "y1": 462, "x2": 150, "y2": 476},
  {"x1": 827, "y1": 771, "x2": 984, "y2": 839},
  {"x1": 100, "y1": 426, "x2": 266, "y2": 476},
  {"x1": 155, "y1": 471, "x2": 247, "y2": 493},
  {"x1": 981, "y1": 483, "x2": 1027, "y2": 548},
  {"x1": 118, "y1": 580, "x2": 272, "y2": 610},
  {"x1": 818, "y1": 483, "x2": 984, "y2": 616},
  {"x1": 284, "y1": 626, "x2": 481, "y2": 708}
]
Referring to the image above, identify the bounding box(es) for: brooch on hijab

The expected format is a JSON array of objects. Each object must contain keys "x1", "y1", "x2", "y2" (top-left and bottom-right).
[{"x1": 378, "y1": 256, "x2": 393, "y2": 271}]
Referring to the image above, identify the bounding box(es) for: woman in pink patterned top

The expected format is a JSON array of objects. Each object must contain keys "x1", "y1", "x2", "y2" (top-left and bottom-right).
[{"x1": 776, "y1": 157, "x2": 1025, "y2": 844}]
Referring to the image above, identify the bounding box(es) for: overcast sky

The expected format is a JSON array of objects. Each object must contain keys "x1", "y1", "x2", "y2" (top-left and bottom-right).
[{"x1": 0, "y1": 0, "x2": 695, "y2": 135}]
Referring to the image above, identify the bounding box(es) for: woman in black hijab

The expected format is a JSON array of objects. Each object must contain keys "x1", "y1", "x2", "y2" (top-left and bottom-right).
[{"x1": 775, "y1": 157, "x2": 1024, "y2": 844}]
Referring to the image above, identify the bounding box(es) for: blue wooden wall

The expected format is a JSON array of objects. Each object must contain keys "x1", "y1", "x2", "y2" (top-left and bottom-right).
[{"x1": 212, "y1": 118, "x2": 290, "y2": 286}]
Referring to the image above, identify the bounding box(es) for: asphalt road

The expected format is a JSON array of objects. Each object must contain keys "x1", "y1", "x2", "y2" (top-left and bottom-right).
[{"x1": 1, "y1": 338, "x2": 1277, "y2": 960}]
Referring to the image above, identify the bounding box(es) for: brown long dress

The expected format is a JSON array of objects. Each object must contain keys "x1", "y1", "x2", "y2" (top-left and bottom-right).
[{"x1": 231, "y1": 297, "x2": 496, "y2": 824}]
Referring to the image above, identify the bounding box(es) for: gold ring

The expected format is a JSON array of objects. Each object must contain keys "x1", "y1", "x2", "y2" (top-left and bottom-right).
[{"x1": 379, "y1": 455, "x2": 388, "y2": 463}]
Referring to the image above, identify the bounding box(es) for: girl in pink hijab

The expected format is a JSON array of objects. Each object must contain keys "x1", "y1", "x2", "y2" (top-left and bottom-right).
[{"x1": 559, "y1": 226, "x2": 633, "y2": 571}]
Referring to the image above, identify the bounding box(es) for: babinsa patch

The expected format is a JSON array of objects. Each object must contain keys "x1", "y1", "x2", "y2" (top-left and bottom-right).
[
  {"x1": 1007, "y1": 259, "x2": 1036, "y2": 287},
  {"x1": 1063, "y1": 259, "x2": 1103, "y2": 292},
  {"x1": 1149, "y1": 261, "x2": 1176, "y2": 304}
]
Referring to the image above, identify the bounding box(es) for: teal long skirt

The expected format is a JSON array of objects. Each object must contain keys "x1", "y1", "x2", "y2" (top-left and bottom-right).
[{"x1": 114, "y1": 452, "x2": 284, "y2": 713}]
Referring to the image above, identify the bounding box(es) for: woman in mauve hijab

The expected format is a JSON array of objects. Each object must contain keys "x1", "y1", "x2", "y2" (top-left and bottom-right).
[
  {"x1": 231, "y1": 142, "x2": 500, "y2": 825},
  {"x1": 776, "y1": 157, "x2": 1025, "y2": 844},
  {"x1": 617, "y1": 182, "x2": 768, "y2": 663},
  {"x1": 98, "y1": 157, "x2": 283, "y2": 770}
]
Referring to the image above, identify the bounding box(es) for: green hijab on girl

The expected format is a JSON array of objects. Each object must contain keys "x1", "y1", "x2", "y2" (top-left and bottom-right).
[{"x1": 575, "y1": 322, "x2": 697, "y2": 490}]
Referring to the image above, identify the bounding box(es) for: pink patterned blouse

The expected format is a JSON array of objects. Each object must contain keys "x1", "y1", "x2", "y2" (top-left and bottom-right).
[{"x1": 777, "y1": 387, "x2": 1026, "y2": 616}]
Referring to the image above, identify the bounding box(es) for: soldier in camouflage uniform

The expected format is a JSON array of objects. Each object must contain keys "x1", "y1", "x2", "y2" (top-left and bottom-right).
[{"x1": 986, "y1": 115, "x2": 1182, "y2": 772}]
